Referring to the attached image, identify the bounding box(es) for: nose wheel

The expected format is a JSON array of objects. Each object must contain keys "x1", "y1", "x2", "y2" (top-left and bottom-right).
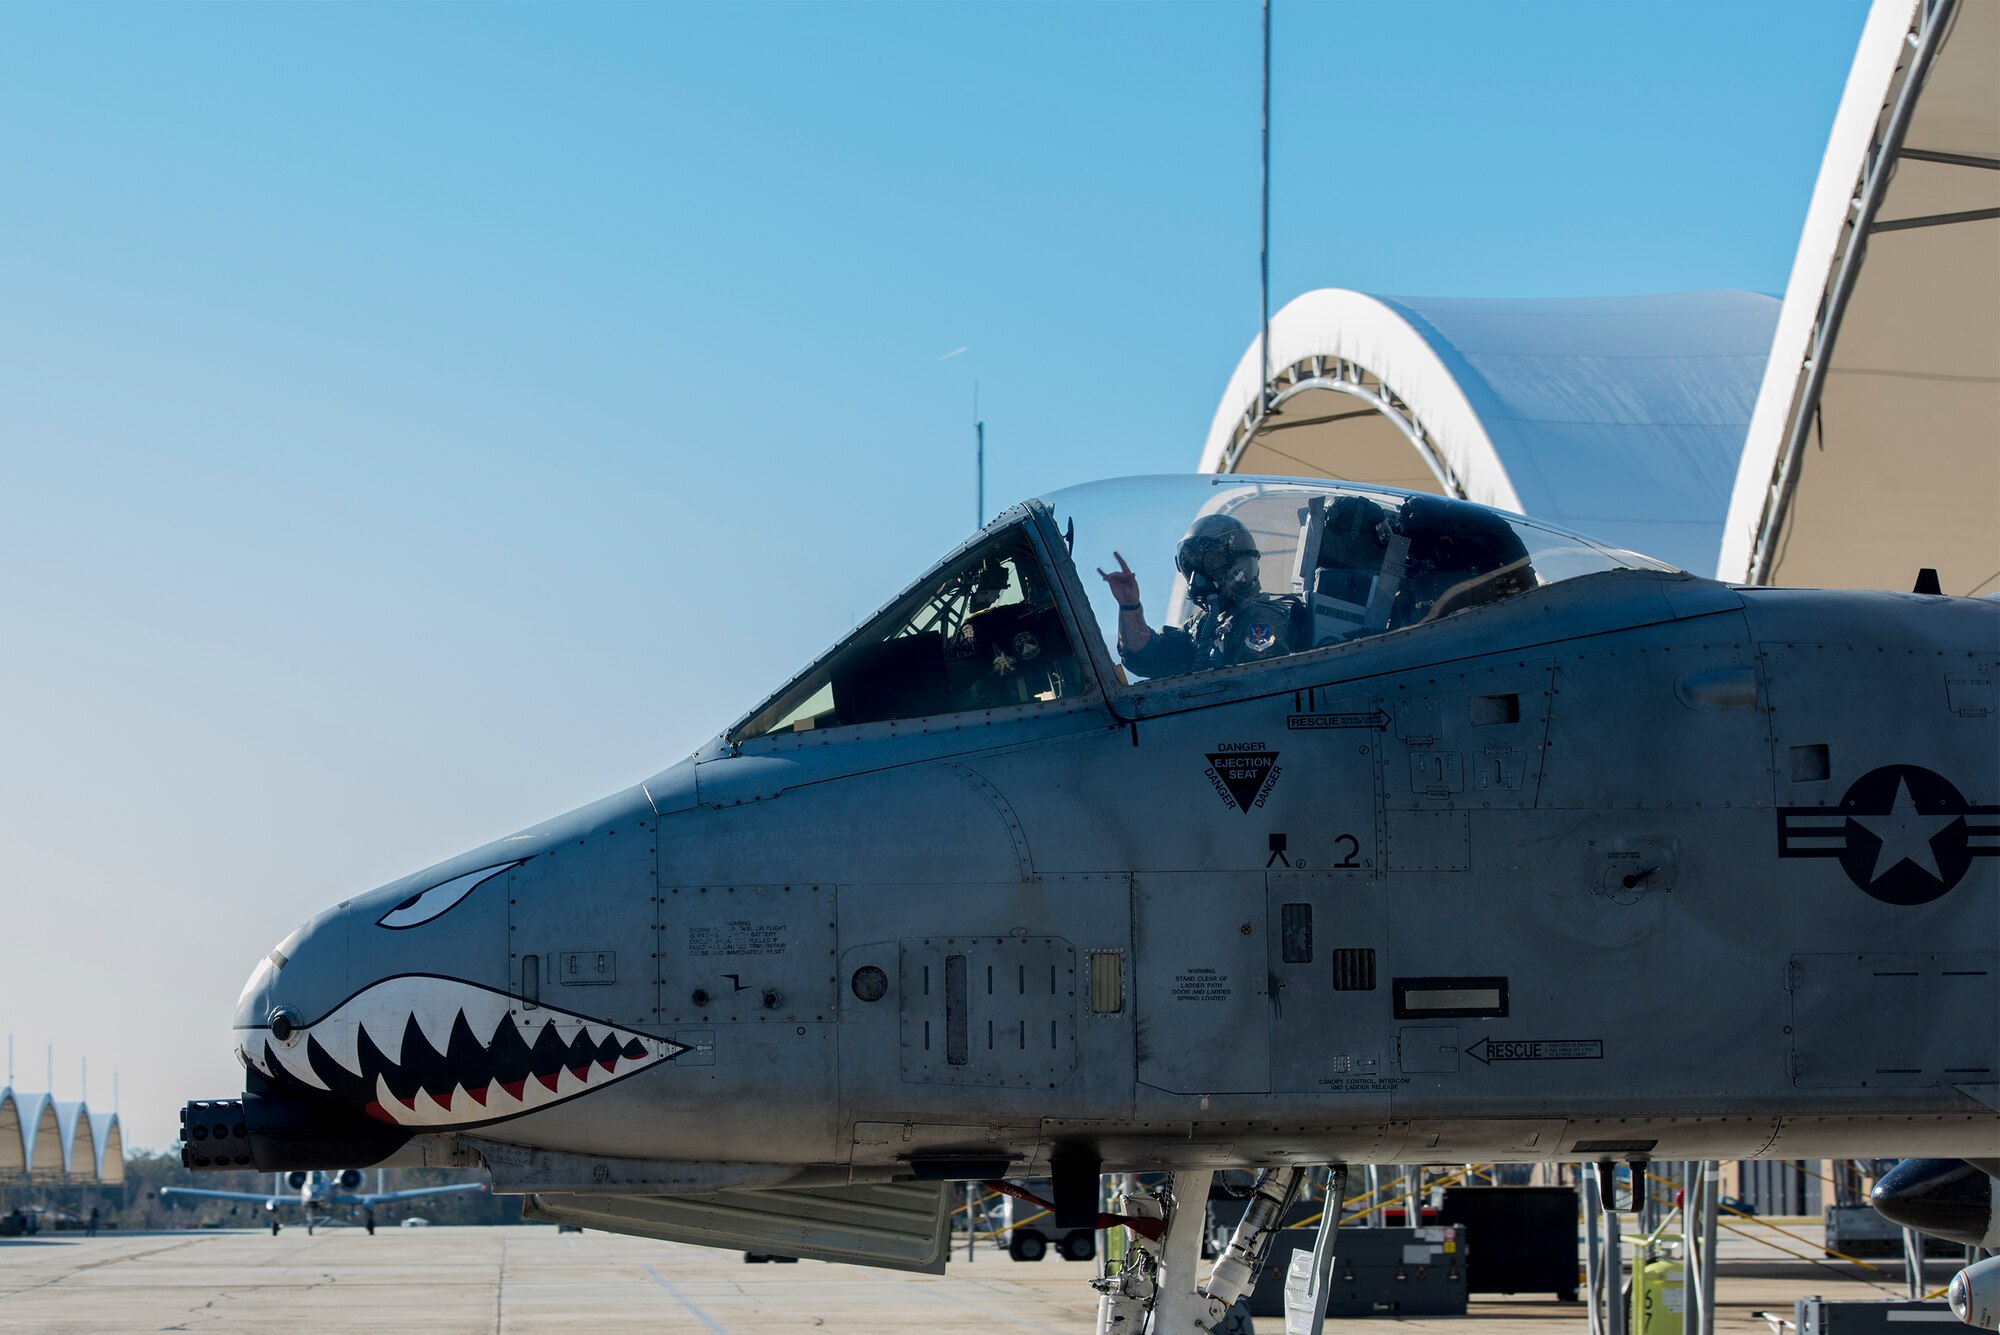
[{"x1": 1091, "y1": 1166, "x2": 1347, "y2": 1334}]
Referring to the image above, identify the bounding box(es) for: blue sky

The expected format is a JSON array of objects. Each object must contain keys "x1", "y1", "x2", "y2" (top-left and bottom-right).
[{"x1": 0, "y1": 1, "x2": 1866, "y2": 1149}]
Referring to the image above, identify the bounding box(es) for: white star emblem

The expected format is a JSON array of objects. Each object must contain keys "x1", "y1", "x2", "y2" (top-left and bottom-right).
[{"x1": 1852, "y1": 776, "x2": 1957, "y2": 884}]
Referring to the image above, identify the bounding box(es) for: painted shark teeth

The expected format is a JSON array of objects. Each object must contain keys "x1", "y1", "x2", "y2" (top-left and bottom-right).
[{"x1": 257, "y1": 976, "x2": 685, "y2": 1127}]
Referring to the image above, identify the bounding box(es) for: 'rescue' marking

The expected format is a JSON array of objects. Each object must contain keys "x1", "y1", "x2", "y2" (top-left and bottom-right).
[
  {"x1": 1465, "y1": 1037, "x2": 1603, "y2": 1065},
  {"x1": 1288, "y1": 711, "x2": 1390, "y2": 731}
]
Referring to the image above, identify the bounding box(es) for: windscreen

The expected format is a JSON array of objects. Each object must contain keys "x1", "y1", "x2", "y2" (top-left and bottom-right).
[
  {"x1": 1044, "y1": 475, "x2": 1674, "y2": 685},
  {"x1": 733, "y1": 526, "x2": 1082, "y2": 742}
]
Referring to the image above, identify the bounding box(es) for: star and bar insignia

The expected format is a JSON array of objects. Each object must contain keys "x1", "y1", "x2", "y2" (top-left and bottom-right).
[{"x1": 1777, "y1": 763, "x2": 1999, "y2": 906}]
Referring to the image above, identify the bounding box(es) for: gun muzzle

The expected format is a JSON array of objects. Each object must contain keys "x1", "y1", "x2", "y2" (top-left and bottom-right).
[{"x1": 180, "y1": 1076, "x2": 413, "y2": 1173}]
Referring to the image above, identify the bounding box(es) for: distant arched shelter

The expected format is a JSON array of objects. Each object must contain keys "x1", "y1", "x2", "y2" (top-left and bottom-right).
[
  {"x1": 55, "y1": 1104, "x2": 93, "y2": 1183},
  {"x1": 1721, "y1": 0, "x2": 1999, "y2": 593},
  {"x1": 19, "y1": 1094, "x2": 64, "y2": 1178},
  {"x1": 89, "y1": 1111, "x2": 124, "y2": 1184},
  {"x1": 1199, "y1": 290, "x2": 1779, "y2": 576},
  {"x1": 0, "y1": 1091, "x2": 23, "y2": 1179},
  {"x1": 0, "y1": 1088, "x2": 124, "y2": 1185}
]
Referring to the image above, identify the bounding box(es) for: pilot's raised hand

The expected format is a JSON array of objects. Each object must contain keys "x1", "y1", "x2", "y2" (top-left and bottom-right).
[
  {"x1": 1097, "y1": 552, "x2": 1141, "y2": 610},
  {"x1": 1097, "y1": 552, "x2": 1152, "y2": 653}
]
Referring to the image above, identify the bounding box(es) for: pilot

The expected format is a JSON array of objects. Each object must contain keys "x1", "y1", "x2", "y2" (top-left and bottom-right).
[{"x1": 1098, "y1": 513, "x2": 1300, "y2": 678}]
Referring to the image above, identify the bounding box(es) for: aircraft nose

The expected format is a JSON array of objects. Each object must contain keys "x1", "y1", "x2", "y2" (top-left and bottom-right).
[
  {"x1": 233, "y1": 911, "x2": 345, "y2": 1075},
  {"x1": 237, "y1": 851, "x2": 687, "y2": 1128}
]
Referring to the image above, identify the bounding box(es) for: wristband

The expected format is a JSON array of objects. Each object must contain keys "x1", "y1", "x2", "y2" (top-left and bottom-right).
[{"x1": 1117, "y1": 602, "x2": 1142, "y2": 611}]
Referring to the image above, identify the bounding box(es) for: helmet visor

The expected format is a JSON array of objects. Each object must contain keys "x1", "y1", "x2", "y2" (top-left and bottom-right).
[{"x1": 1176, "y1": 538, "x2": 1253, "y2": 586}]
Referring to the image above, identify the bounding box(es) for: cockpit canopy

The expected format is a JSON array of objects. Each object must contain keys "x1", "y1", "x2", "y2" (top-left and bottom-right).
[
  {"x1": 733, "y1": 529, "x2": 1085, "y2": 741},
  {"x1": 731, "y1": 474, "x2": 1674, "y2": 743},
  {"x1": 1050, "y1": 475, "x2": 1673, "y2": 683}
]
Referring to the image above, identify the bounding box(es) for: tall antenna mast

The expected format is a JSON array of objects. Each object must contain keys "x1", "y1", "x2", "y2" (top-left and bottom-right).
[
  {"x1": 974, "y1": 381, "x2": 985, "y2": 528},
  {"x1": 1259, "y1": 0, "x2": 1273, "y2": 415}
]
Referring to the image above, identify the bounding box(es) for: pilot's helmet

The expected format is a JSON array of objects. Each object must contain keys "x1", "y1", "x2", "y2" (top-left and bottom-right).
[{"x1": 1176, "y1": 513, "x2": 1262, "y2": 609}]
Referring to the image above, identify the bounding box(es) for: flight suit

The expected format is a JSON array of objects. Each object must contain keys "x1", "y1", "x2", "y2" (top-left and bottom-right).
[{"x1": 1120, "y1": 594, "x2": 1301, "y2": 679}]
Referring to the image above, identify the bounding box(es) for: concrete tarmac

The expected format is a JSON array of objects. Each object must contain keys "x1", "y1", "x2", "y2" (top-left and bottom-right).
[{"x1": 0, "y1": 1222, "x2": 1938, "y2": 1334}]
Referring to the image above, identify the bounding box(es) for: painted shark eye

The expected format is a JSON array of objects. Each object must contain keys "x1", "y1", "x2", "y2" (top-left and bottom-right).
[{"x1": 376, "y1": 861, "x2": 524, "y2": 930}]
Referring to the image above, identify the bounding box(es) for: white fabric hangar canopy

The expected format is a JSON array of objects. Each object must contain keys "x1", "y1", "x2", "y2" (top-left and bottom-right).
[
  {"x1": 1198, "y1": 289, "x2": 1779, "y2": 576},
  {"x1": 1720, "y1": 0, "x2": 1999, "y2": 595}
]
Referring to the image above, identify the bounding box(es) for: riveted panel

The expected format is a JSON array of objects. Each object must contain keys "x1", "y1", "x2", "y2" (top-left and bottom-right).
[
  {"x1": 1542, "y1": 643, "x2": 1767, "y2": 810},
  {"x1": 1381, "y1": 661, "x2": 1553, "y2": 812},
  {"x1": 1135, "y1": 872, "x2": 1269, "y2": 1094},
  {"x1": 1790, "y1": 953, "x2": 1998, "y2": 1088},
  {"x1": 507, "y1": 820, "x2": 658, "y2": 1031},
  {"x1": 1267, "y1": 872, "x2": 1386, "y2": 1094},
  {"x1": 899, "y1": 936, "x2": 1078, "y2": 1089},
  {"x1": 657, "y1": 885, "x2": 838, "y2": 1024},
  {"x1": 1763, "y1": 644, "x2": 1998, "y2": 810},
  {"x1": 1384, "y1": 810, "x2": 1470, "y2": 872}
]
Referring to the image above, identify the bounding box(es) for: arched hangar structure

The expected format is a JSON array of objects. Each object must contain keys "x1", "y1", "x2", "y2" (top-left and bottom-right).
[
  {"x1": 1721, "y1": 0, "x2": 1998, "y2": 594},
  {"x1": 1197, "y1": 290, "x2": 1779, "y2": 577},
  {"x1": 0, "y1": 1089, "x2": 124, "y2": 1185}
]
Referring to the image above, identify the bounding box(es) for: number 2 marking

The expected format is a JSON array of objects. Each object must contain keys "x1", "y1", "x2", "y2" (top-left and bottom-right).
[{"x1": 1334, "y1": 834, "x2": 1360, "y2": 868}]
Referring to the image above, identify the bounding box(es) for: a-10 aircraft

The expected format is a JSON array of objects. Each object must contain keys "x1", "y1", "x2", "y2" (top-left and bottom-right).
[
  {"x1": 179, "y1": 475, "x2": 1999, "y2": 1330},
  {"x1": 161, "y1": 1168, "x2": 486, "y2": 1234}
]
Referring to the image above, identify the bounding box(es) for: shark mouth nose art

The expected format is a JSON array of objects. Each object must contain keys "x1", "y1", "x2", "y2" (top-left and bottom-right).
[{"x1": 243, "y1": 976, "x2": 688, "y2": 1128}]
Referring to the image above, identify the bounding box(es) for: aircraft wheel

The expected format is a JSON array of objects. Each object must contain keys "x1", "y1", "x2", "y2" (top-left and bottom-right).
[
  {"x1": 743, "y1": 1253, "x2": 769, "y2": 1263},
  {"x1": 1058, "y1": 1231, "x2": 1096, "y2": 1262},
  {"x1": 1008, "y1": 1231, "x2": 1047, "y2": 1262}
]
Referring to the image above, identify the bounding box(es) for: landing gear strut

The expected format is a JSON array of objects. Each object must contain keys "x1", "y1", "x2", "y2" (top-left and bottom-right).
[{"x1": 1092, "y1": 1166, "x2": 1347, "y2": 1334}]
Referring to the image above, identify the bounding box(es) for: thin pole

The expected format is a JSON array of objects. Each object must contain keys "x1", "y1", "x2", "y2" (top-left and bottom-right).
[
  {"x1": 1602, "y1": 1163, "x2": 1625, "y2": 1335},
  {"x1": 973, "y1": 381, "x2": 984, "y2": 528},
  {"x1": 1699, "y1": 1162, "x2": 1719, "y2": 1335},
  {"x1": 1583, "y1": 1168, "x2": 1603, "y2": 1335},
  {"x1": 1259, "y1": 0, "x2": 1272, "y2": 413}
]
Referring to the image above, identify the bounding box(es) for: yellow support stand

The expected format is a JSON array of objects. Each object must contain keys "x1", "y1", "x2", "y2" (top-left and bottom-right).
[{"x1": 1632, "y1": 1256, "x2": 1685, "y2": 1335}]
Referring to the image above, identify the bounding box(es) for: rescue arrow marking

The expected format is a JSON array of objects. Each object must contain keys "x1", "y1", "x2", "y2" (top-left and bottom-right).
[
  {"x1": 1465, "y1": 1037, "x2": 1604, "y2": 1065},
  {"x1": 1287, "y1": 711, "x2": 1390, "y2": 731}
]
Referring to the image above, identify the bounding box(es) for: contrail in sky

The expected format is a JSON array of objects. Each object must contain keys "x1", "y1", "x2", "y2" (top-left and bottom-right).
[{"x1": 933, "y1": 346, "x2": 969, "y2": 363}]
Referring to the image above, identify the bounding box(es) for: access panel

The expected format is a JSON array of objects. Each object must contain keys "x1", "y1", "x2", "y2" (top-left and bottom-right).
[
  {"x1": 657, "y1": 885, "x2": 840, "y2": 1027},
  {"x1": 1133, "y1": 871, "x2": 1269, "y2": 1093},
  {"x1": 1790, "y1": 952, "x2": 1998, "y2": 1088},
  {"x1": 898, "y1": 935, "x2": 1078, "y2": 1089},
  {"x1": 507, "y1": 820, "x2": 658, "y2": 1030}
]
